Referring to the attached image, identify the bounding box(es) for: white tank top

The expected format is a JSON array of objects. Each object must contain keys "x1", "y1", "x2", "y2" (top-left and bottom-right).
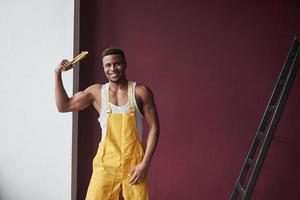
[{"x1": 98, "y1": 82, "x2": 144, "y2": 141}]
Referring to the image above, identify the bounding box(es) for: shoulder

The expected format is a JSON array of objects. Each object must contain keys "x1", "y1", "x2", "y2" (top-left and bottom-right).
[
  {"x1": 135, "y1": 83, "x2": 154, "y2": 102},
  {"x1": 84, "y1": 84, "x2": 102, "y2": 99},
  {"x1": 85, "y1": 83, "x2": 102, "y2": 92}
]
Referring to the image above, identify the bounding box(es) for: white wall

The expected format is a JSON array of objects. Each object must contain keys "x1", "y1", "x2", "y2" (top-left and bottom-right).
[{"x1": 0, "y1": 1, "x2": 74, "y2": 199}]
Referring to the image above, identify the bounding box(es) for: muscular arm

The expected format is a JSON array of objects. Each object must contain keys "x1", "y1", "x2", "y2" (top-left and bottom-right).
[
  {"x1": 140, "y1": 86, "x2": 160, "y2": 166},
  {"x1": 54, "y1": 59, "x2": 97, "y2": 112},
  {"x1": 129, "y1": 85, "x2": 160, "y2": 184}
]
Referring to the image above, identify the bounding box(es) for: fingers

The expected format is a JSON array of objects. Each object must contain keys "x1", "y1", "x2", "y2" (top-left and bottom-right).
[
  {"x1": 128, "y1": 168, "x2": 136, "y2": 184},
  {"x1": 128, "y1": 168, "x2": 146, "y2": 185},
  {"x1": 54, "y1": 59, "x2": 74, "y2": 74},
  {"x1": 136, "y1": 175, "x2": 145, "y2": 184},
  {"x1": 129, "y1": 174, "x2": 139, "y2": 185},
  {"x1": 60, "y1": 59, "x2": 72, "y2": 71},
  {"x1": 129, "y1": 174, "x2": 145, "y2": 185}
]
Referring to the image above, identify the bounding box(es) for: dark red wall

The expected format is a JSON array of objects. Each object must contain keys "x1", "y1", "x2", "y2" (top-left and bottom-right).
[{"x1": 77, "y1": 0, "x2": 300, "y2": 199}]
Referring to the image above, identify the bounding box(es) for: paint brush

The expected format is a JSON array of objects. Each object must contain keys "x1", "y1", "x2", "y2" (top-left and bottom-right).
[
  {"x1": 70, "y1": 51, "x2": 88, "y2": 64},
  {"x1": 61, "y1": 51, "x2": 88, "y2": 72}
]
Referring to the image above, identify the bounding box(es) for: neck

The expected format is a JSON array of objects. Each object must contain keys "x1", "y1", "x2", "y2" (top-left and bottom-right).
[{"x1": 109, "y1": 78, "x2": 128, "y2": 91}]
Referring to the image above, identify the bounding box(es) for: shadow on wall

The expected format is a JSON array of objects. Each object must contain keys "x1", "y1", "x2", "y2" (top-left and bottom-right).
[{"x1": 0, "y1": 179, "x2": 5, "y2": 200}]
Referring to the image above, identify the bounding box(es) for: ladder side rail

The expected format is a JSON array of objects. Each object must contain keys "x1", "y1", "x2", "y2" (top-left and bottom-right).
[
  {"x1": 243, "y1": 47, "x2": 300, "y2": 200},
  {"x1": 230, "y1": 38, "x2": 299, "y2": 200},
  {"x1": 230, "y1": 139, "x2": 260, "y2": 199},
  {"x1": 247, "y1": 38, "x2": 299, "y2": 142},
  {"x1": 264, "y1": 38, "x2": 299, "y2": 114}
]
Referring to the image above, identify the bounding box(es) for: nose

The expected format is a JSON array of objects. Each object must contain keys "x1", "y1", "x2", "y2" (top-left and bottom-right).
[{"x1": 111, "y1": 65, "x2": 117, "y2": 70}]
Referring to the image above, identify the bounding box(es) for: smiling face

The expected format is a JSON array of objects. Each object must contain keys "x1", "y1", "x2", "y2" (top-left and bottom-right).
[{"x1": 102, "y1": 54, "x2": 127, "y2": 83}]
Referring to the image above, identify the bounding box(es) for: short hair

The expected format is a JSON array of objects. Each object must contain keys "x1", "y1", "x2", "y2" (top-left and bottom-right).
[{"x1": 102, "y1": 47, "x2": 126, "y2": 61}]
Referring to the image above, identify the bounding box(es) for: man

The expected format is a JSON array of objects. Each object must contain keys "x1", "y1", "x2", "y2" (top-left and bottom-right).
[{"x1": 55, "y1": 47, "x2": 159, "y2": 200}]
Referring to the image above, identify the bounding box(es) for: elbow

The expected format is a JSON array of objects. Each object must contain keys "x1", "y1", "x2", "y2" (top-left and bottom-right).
[
  {"x1": 149, "y1": 125, "x2": 160, "y2": 138},
  {"x1": 58, "y1": 109, "x2": 66, "y2": 113},
  {"x1": 56, "y1": 104, "x2": 69, "y2": 113},
  {"x1": 57, "y1": 107, "x2": 65, "y2": 113}
]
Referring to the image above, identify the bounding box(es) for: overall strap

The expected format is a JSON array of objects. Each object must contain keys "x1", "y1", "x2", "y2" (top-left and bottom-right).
[
  {"x1": 128, "y1": 81, "x2": 135, "y2": 113},
  {"x1": 105, "y1": 81, "x2": 135, "y2": 114},
  {"x1": 105, "y1": 83, "x2": 111, "y2": 114}
]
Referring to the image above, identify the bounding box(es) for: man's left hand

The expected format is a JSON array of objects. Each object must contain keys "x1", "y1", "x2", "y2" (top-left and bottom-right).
[{"x1": 128, "y1": 162, "x2": 149, "y2": 185}]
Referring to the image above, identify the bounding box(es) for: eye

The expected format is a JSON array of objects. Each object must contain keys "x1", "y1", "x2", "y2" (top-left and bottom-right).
[
  {"x1": 104, "y1": 63, "x2": 111, "y2": 68},
  {"x1": 114, "y1": 62, "x2": 121, "y2": 66}
]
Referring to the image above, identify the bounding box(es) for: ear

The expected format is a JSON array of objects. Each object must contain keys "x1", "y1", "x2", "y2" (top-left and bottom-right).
[{"x1": 124, "y1": 61, "x2": 127, "y2": 69}]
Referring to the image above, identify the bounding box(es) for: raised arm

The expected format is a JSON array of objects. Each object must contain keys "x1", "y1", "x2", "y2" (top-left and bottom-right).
[{"x1": 54, "y1": 59, "x2": 95, "y2": 112}]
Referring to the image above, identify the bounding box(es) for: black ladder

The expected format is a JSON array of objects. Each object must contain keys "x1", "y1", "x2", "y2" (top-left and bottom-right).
[{"x1": 230, "y1": 37, "x2": 300, "y2": 200}]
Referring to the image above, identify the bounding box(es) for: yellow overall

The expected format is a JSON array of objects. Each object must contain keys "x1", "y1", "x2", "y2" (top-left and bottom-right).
[{"x1": 85, "y1": 81, "x2": 149, "y2": 200}]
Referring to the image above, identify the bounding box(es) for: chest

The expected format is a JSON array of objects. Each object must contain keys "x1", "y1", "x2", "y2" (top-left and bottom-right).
[
  {"x1": 109, "y1": 89, "x2": 128, "y2": 106},
  {"x1": 108, "y1": 89, "x2": 143, "y2": 113}
]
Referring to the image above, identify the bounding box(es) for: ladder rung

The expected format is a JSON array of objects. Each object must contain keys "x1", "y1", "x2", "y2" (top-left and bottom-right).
[
  {"x1": 289, "y1": 51, "x2": 297, "y2": 60},
  {"x1": 247, "y1": 158, "x2": 256, "y2": 167},
  {"x1": 289, "y1": 55, "x2": 295, "y2": 60},
  {"x1": 268, "y1": 105, "x2": 276, "y2": 112},
  {"x1": 289, "y1": 45, "x2": 299, "y2": 59},
  {"x1": 257, "y1": 131, "x2": 265, "y2": 141},
  {"x1": 237, "y1": 183, "x2": 245, "y2": 196},
  {"x1": 278, "y1": 79, "x2": 285, "y2": 86}
]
